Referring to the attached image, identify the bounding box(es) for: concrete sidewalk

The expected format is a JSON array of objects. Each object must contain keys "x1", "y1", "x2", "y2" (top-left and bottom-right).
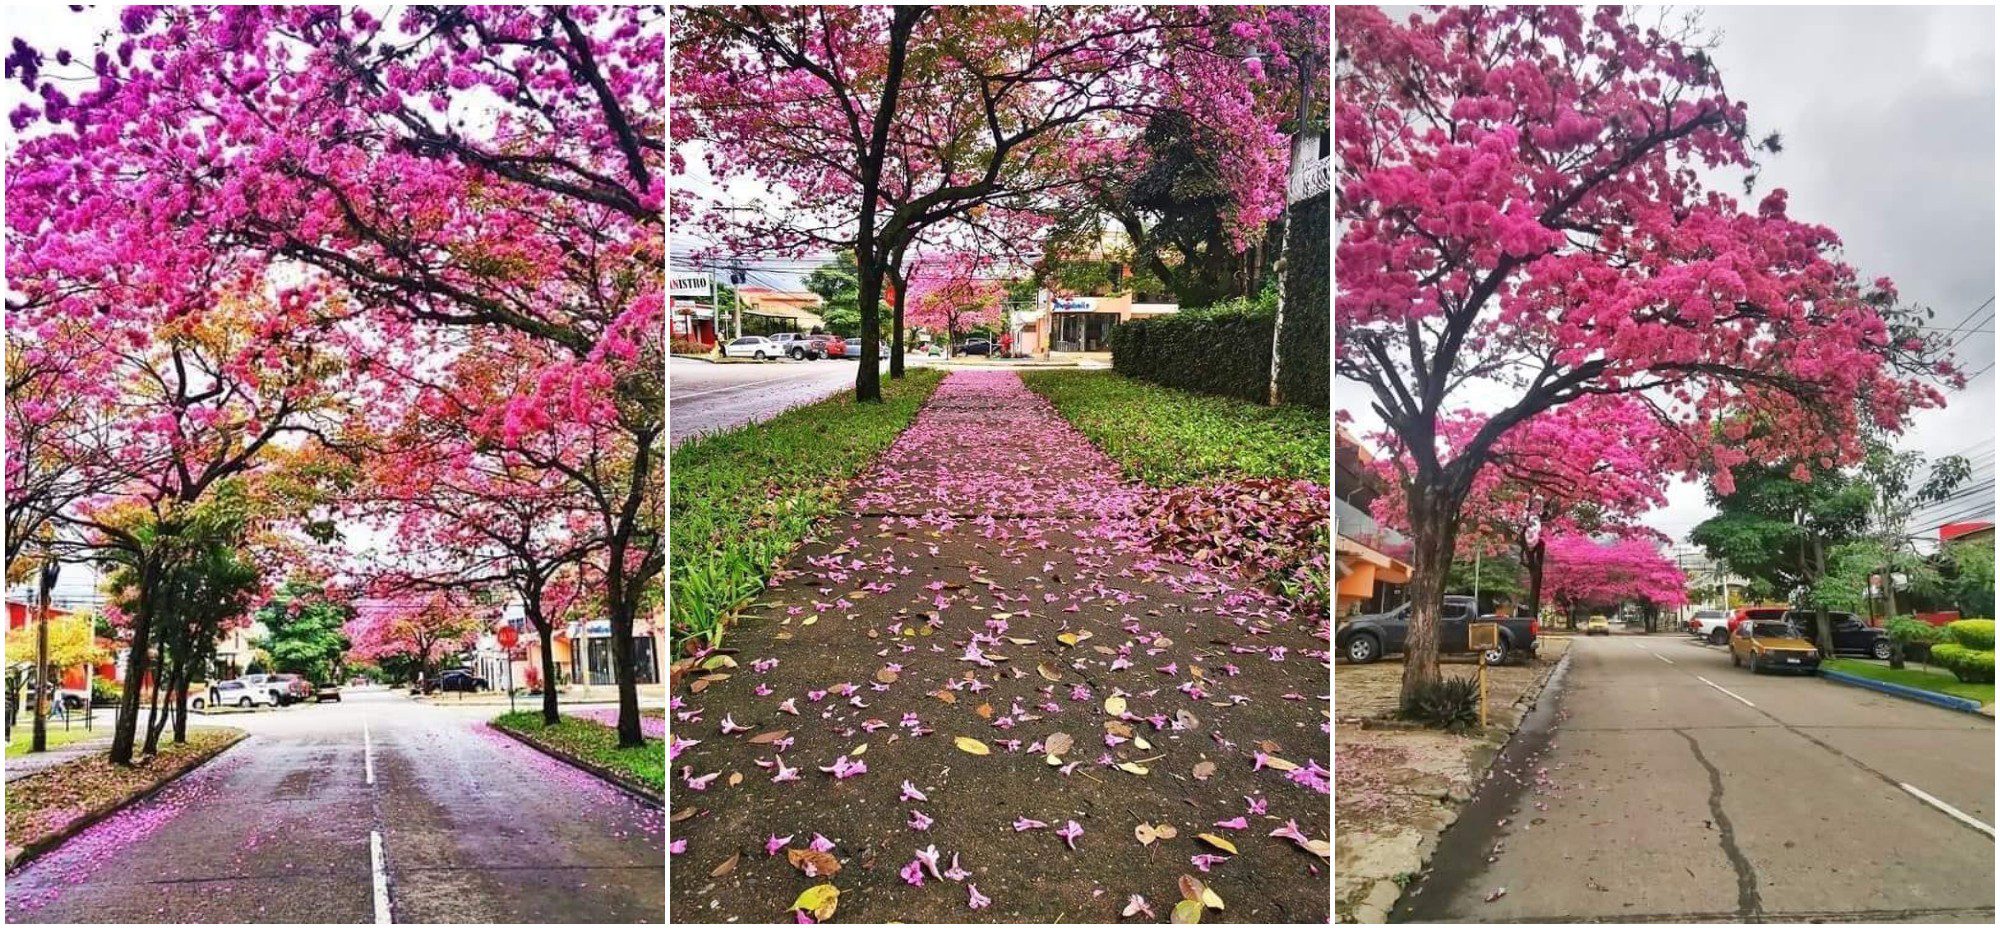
[{"x1": 670, "y1": 370, "x2": 1328, "y2": 924}]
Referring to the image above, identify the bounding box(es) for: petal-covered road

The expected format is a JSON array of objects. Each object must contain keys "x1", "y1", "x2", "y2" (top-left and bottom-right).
[{"x1": 669, "y1": 371, "x2": 1329, "y2": 923}]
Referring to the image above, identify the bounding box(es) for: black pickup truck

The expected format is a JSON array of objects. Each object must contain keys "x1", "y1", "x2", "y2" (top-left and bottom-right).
[{"x1": 1337, "y1": 595, "x2": 1541, "y2": 665}]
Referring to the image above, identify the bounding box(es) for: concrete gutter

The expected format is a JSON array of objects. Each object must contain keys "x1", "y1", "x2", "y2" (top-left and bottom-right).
[
  {"x1": 1820, "y1": 669, "x2": 1989, "y2": 716},
  {"x1": 6, "y1": 729, "x2": 249, "y2": 872}
]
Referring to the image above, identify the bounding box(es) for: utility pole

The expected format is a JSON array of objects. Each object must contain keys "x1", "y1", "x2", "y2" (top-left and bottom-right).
[
  {"x1": 32, "y1": 557, "x2": 60, "y2": 753},
  {"x1": 731, "y1": 269, "x2": 746, "y2": 340}
]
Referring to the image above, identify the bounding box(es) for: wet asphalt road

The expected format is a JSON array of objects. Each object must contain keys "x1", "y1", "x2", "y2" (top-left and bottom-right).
[
  {"x1": 5, "y1": 689, "x2": 663, "y2": 924},
  {"x1": 669, "y1": 356, "x2": 883, "y2": 446},
  {"x1": 1401, "y1": 634, "x2": 1995, "y2": 923}
]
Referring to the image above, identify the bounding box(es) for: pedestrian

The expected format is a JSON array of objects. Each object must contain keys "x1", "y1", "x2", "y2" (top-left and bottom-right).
[{"x1": 999, "y1": 332, "x2": 1012, "y2": 358}]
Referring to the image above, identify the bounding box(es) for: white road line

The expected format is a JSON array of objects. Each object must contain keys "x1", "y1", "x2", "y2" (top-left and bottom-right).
[
  {"x1": 364, "y1": 718, "x2": 375, "y2": 785},
  {"x1": 1695, "y1": 675, "x2": 1755, "y2": 707},
  {"x1": 1901, "y1": 783, "x2": 1996, "y2": 839},
  {"x1": 370, "y1": 830, "x2": 393, "y2": 923},
  {"x1": 1655, "y1": 653, "x2": 1675, "y2": 665}
]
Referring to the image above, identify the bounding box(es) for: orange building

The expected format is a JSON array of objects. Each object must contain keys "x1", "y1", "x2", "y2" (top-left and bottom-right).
[
  {"x1": 1012, "y1": 292, "x2": 1179, "y2": 357},
  {"x1": 1335, "y1": 428, "x2": 1412, "y2": 617},
  {"x1": 6, "y1": 600, "x2": 118, "y2": 691}
]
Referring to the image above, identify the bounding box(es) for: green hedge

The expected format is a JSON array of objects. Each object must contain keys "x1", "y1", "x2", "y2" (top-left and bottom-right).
[
  {"x1": 1111, "y1": 296, "x2": 1274, "y2": 404},
  {"x1": 1943, "y1": 619, "x2": 1995, "y2": 651},
  {"x1": 1931, "y1": 643, "x2": 1995, "y2": 684},
  {"x1": 1278, "y1": 193, "x2": 1329, "y2": 409}
]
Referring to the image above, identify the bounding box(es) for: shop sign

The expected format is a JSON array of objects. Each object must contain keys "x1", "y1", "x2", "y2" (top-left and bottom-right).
[{"x1": 1052, "y1": 296, "x2": 1099, "y2": 312}]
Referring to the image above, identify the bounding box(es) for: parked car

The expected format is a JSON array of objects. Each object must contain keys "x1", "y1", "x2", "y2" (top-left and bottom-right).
[
  {"x1": 314, "y1": 682, "x2": 343, "y2": 703},
  {"x1": 207, "y1": 679, "x2": 281, "y2": 709},
  {"x1": 1336, "y1": 596, "x2": 1541, "y2": 666},
  {"x1": 817, "y1": 335, "x2": 848, "y2": 358},
  {"x1": 1783, "y1": 610, "x2": 1893, "y2": 659},
  {"x1": 1585, "y1": 615, "x2": 1611, "y2": 636},
  {"x1": 271, "y1": 673, "x2": 313, "y2": 703},
  {"x1": 955, "y1": 338, "x2": 993, "y2": 356},
  {"x1": 1685, "y1": 609, "x2": 1728, "y2": 637},
  {"x1": 434, "y1": 669, "x2": 490, "y2": 693},
  {"x1": 722, "y1": 336, "x2": 781, "y2": 360},
  {"x1": 768, "y1": 332, "x2": 823, "y2": 360},
  {"x1": 1730, "y1": 619, "x2": 1821, "y2": 674},
  {"x1": 239, "y1": 673, "x2": 293, "y2": 706},
  {"x1": 1726, "y1": 605, "x2": 1791, "y2": 637}
]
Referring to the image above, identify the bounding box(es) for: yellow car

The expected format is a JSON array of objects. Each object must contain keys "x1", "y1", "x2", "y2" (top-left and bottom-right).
[
  {"x1": 1585, "y1": 615, "x2": 1611, "y2": 636},
  {"x1": 1730, "y1": 619, "x2": 1821, "y2": 674}
]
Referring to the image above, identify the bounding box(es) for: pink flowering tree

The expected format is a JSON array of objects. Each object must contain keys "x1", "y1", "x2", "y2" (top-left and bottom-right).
[
  {"x1": 1372, "y1": 395, "x2": 1677, "y2": 615},
  {"x1": 352, "y1": 335, "x2": 615, "y2": 725},
  {"x1": 905, "y1": 251, "x2": 1007, "y2": 351},
  {"x1": 7, "y1": 6, "x2": 663, "y2": 749},
  {"x1": 673, "y1": 6, "x2": 1312, "y2": 398},
  {"x1": 1541, "y1": 534, "x2": 1690, "y2": 628},
  {"x1": 346, "y1": 590, "x2": 485, "y2": 687},
  {"x1": 1336, "y1": 7, "x2": 1957, "y2": 705}
]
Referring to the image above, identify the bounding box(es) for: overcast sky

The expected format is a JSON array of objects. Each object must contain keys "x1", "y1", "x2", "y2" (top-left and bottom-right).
[{"x1": 1340, "y1": 5, "x2": 1997, "y2": 546}]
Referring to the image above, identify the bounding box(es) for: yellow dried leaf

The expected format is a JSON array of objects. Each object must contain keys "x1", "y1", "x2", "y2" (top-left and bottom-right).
[
  {"x1": 1171, "y1": 899, "x2": 1204, "y2": 924},
  {"x1": 727, "y1": 772, "x2": 743, "y2": 787},
  {"x1": 1262, "y1": 755, "x2": 1300, "y2": 772},
  {"x1": 849, "y1": 743, "x2": 868, "y2": 756},
  {"x1": 1104, "y1": 695, "x2": 1128, "y2": 715},
  {"x1": 1196, "y1": 833, "x2": 1238, "y2": 855},
  {"x1": 700, "y1": 654, "x2": 738, "y2": 671},
  {"x1": 1117, "y1": 762, "x2": 1150, "y2": 775},
  {"x1": 1057, "y1": 632, "x2": 1079, "y2": 646},
  {"x1": 792, "y1": 883, "x2": 840, "y2": 920},
  {"x1": 954, "y1": 736, "x2": 991, "y2": 756},
  {"x1": 1037, "y1": 661, "x2": 1063, "y2": 682},
  {"x1": 1201, "y1": 886, "x2": 1225, "y2": 910},
  {"x1": 1134, "y1": 736, "x2": 1152, "y2": 751},
  {"x1": 801, "y1": 615, "x2": 818, "y2": 626}
]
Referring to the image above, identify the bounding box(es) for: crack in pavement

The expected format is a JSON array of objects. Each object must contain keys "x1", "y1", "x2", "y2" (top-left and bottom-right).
[
  {"x1": 1675, "y1": 728, "x2": 1762, "y2": 919},
  {"x1": 1446, "y1": 904, "x2": 1996, "y2": 923}
]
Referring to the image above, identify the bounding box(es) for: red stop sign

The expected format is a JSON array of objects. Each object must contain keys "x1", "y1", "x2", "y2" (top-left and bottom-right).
[{"x1": 496, "y1": 626, "x2": 519, "y2": 650}]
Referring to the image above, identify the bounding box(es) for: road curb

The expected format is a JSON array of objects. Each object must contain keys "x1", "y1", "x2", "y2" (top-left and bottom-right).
[
  {"x1": 5, "y1": 729, "x2": 249, "y2": 873},
  {"x1": 1820, "y1": 669, "x2": 1989, "y2": 716},
  {"x1": 487, "y1": 721, "x2": 663, "y2": 807}
]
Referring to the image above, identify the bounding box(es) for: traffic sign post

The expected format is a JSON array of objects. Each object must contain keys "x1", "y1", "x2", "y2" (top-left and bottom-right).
[{"x1": 496, "y1": 627, "x2": 519, "y2": 715}]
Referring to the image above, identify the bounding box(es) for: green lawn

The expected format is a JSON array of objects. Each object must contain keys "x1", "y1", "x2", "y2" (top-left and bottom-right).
[
  {"x1": 670, "y1": 369, "x2": 945, "y2": 648},
  {"x1": 1823, "y1": 658, "x2": 1995, "y2": 707},
  {"x1": 1019, "y1": 370, "x2": 1329, "y2": 487},
  {"x1": 6, "y1": 722, "x2": 106, "y2": 757},
  {"x1": 493, "y1": 712, "x2": 663, "y2": 794}
]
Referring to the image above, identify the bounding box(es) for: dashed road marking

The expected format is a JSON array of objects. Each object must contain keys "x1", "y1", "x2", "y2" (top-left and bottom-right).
[
  {"x1": 1655, "y1": 653, "x2": 1675, "y2": 665},
  {"x1": 1901, "y1": 783, "x2": 1996, "y2": 839},
  {"x1": 364, "y1": 718, "x2": 375, "y2": 785},
  {"x1": 371, "y1": 830, "x2": 393, "y2": 923},
  {"x1": 1696, "y1": 676, "x2": 1756, "y2": 708}
]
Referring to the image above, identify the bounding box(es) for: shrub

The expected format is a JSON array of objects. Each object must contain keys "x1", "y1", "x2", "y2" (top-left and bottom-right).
[
  {"x1": 1110, "y1": 292, "x2": 1274, "y2": 404},
  {"x1": 1943, "y1": 619, "x2": 1995, "y2": 651},
  {"x1": 1400, "y1": 675, "x2": 1482, "y2": 732},
  {"x1": 670, "y1": 338, "x2": 712, "y2": 356},
  {"x1": 90, "y1": 678, "x2": 122, "y2": 706},
  {"x1": 1931, "y1": 643, "x2": 1996, "y2": 684}
]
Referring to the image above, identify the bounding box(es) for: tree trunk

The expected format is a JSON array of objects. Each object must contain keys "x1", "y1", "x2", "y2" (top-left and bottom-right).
[
  {"x1": 1811, "y1": 538, "x2": 1834, "y2": 658},
  {"x1": 1522, "y1": 538, "x2": 1546, "y2": 616},
  {"x1": 605, "y1": 538, "x2": 645, "y2": 749},
  {"x1": 537, "y1": 621, "x2": 560, "y2": 726},
  {"x1": 1397, "y1": 488, "x2": 1463, "y2": 708},
  {"x1": 143, "y1": 637, "x2": 170, "y2": 756},
  {"x1": 110, "y1": 557, "x2": 159, "y2": 765},
  {"x1": 855, "y1": 255, "x2": 884, "y2": 403},
  {"x1": 889, "y1": 245, "x2": 908, "y2": 380}
]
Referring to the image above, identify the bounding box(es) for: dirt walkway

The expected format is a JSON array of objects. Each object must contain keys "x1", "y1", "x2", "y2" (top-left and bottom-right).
[{"x1": 669, "y1": 371, "x2": 1329, "y2": 923}]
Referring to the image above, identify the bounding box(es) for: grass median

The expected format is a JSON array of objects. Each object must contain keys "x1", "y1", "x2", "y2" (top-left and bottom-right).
[
  {"x1": 6, "y1": 723, "x2": 104, "y2": 757},
  {"x1": 1823, "y1": 658, "x2": 1995, "y2": 707},
  {"x1": 670, "y1": 368, "x2": 945, "y2": 649},
  {"x1": 1019, "y1": 369, "x2": 1329, "y2": 486},
  {"x1": 5, "y1": 727, "x2": 243, "y2": 864},
  {"x1": 492, "y1": 711, "x2": 665, "y2": 795}
]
